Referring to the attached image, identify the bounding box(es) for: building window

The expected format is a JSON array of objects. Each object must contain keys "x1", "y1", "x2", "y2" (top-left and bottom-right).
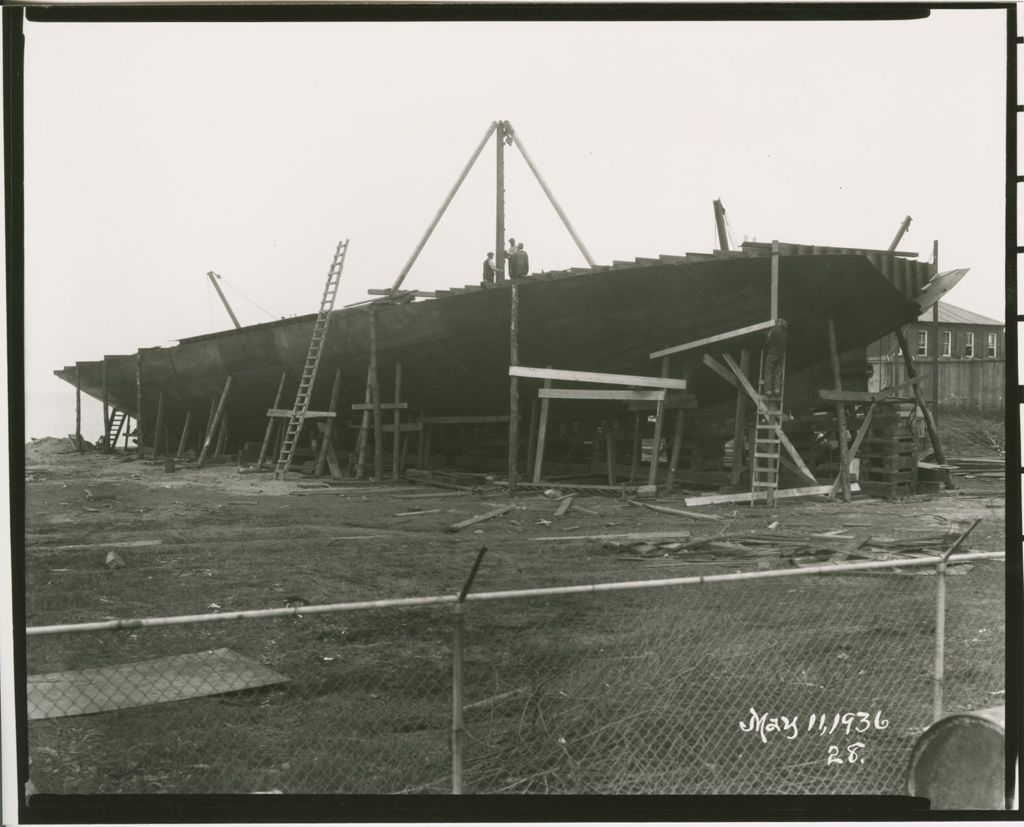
[
  {"x1": 964, "y1": 332, "x2": 975, "y2": 358},
  {"x1": 916, "y1": 329, "x2": 928, "y2": 357},
  {"x1": 941, "y1": 330, "x2": 951, "y2": 357},
  {"x1": 987, "y1": 332, "x2": 997, "y2": 358}
]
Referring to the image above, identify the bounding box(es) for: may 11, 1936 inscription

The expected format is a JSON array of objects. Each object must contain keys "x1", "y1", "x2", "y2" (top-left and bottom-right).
[{"x1": 738, "y1": 708, "x2": 889, "y2": 765}]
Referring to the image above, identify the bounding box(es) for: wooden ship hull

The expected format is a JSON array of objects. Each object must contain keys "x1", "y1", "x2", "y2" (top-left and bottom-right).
[{"x1": 55, "y1": 243, "x2": 962, "y2": 474}]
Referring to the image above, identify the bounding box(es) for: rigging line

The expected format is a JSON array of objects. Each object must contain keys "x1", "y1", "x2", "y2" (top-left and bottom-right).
[{"x1": 218, "y1": 276, "x2": 280, "y2": 320}]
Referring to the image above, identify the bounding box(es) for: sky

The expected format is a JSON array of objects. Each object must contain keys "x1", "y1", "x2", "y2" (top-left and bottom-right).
[{"x1": 18, "y1": 10, "x2": 1009, "y2": 441}]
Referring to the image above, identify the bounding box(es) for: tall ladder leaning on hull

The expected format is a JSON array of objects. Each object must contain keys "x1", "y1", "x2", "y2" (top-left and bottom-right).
[
  {"x1": 751, "y1": 351, "x2": 786, "y2": 506},
  {"x1": 274, "y1": 239, "x2": 350, "y2": 480}
]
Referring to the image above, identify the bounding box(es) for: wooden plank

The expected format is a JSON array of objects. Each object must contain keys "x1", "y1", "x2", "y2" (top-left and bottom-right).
[
  {"x1": 366, "y1": 289, "x2": 437, "y2": 298},
  {"x1": 818, "y1": 390, "x2": 875, "y2": 403},
  {"x1": 539, "y1": 388, "x2": 666, "y2": 401},
  {"x1": 532, "y1": 531, "x2": 691, "y2": 543},
  {"x1": 532, "y1": 378, "x2": 552, "y2": 483},
  {"x1": 702, "y1": 353, "x2": 739, "y2": 387},
  {"x1": 27, "y1": 648, "x2": 288, "y2": 720},
  {"x1": 627, "y1": 500, "x2": 722, "y2": 522},
  {"x1": 720, "y1": 353, "x2": 818, "y2": 485},
  {"x1": 347, "y1": 423, "x2": 422, "y2": 433},
  {"x1": 445, "y1": 504, "x2": 518, "y2": 532},
  {"x1": 830, "y1": 402, "x2": 876, "y2": 497},
  {"x1": 650, "y1": 320, "x2": 773, "y2": 360},
  {"x1": 827, "y1": 317, "x2": 852, "y2": 503},
  {"x1": 420, "y1": 415, "x2": 511, "y2": 424},
  {"x1": 553, "y1": 495, "x2": 575, "y2": 517},
  {"x1": 876, "y1": 373, "x2": 926, "y2": 398},
  {"x1": 510, "y1": 365, "x2": 687, "y2": 390},
  {"x1": 648, "y1": 356, "x2": 669, "y2": 486},
  {"x1": 684, "y1": 483, "x2": 861, "y2": 507},
  {"x1": 350, "y1": 402, "x2": 408, "y2": 411},
  {"x1": 730, "y1": 348, "x2": 751, "y2": 486},
  {"x1": 267, "y1": 408, "x2": 336, "y2": 419},
  {"x1": 315, "y1": 368, "x2": 343, "y2": 478},
  {"x1": 392, "y1": 361, "x2": 402, "y2": 480}
]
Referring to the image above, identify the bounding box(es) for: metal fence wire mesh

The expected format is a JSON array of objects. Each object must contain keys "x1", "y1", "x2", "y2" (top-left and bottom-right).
[{"x1": 25, "y1": 556, "x2": 1004, "y2": 796}]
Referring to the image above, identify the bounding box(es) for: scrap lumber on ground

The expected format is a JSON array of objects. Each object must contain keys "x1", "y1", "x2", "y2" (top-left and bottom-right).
[
  {"x1": 684, "y1": 483, "x2": 861, "y2": 507},
  {"x1": 446, "y1": 504, "x2": 518, "y2": 532}
]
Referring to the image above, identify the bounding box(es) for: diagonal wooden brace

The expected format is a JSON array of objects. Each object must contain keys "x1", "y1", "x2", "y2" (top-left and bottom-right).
[
  {"x1": 830, "y1": 401, "x2": 876, "y2": 497},
  {"x1": 721, "y1": 353, "x2": 817, "y2": 486}
]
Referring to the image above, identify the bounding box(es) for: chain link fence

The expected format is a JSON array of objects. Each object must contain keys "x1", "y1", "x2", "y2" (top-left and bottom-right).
[{"x1": 25, "y1": 553, "x2": 1004, "y2": 796}]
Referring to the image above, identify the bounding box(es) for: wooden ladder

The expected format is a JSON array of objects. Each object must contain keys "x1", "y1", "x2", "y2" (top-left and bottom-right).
[
  {"x1": 274, "y1": 239, "x2": 349, "y2": 480},
  {"x1": 751, "y1": 353, "x2": 786, "y2": 505},
  {"x1": 103, "y1": 409, "x2": 127, "y2": 450}
]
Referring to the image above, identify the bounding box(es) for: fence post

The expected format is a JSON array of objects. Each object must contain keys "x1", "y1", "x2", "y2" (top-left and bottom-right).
[
  {"x1": 451, "y1": 547, "x2": 488, "y2": 794},
  {"x1": 933, "y1": 518, "x2": 982, "y2": 721}
]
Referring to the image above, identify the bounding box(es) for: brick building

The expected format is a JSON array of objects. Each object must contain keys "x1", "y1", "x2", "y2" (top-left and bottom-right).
[{"x1": 868, "y1": 302, "x2": 1005, "y2": 411}]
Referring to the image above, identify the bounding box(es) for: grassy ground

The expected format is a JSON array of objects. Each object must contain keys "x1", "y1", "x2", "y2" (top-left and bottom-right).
[{"x1": 21, "y1": 440, "x2": 1006, "y2": 796}]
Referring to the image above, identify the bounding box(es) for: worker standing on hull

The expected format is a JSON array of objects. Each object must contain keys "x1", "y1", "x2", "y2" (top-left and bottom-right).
[
  {"x1": 763, "y1": 318, "x2": 788, "y2": 398},
  {"x1": 510, "y1": 242, "x2": 529, "y2": 279},
  {"x1": 481, "y1": 252, "x2": 496, "y2": 286}
]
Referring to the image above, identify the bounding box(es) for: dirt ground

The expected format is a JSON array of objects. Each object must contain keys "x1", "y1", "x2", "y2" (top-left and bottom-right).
[{"x1": 19, "y1": 437, "x2": 1008, "y2": 796}]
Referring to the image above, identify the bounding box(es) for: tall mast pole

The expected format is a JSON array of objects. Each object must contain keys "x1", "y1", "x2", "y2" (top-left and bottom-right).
[
  {"x1": 887, "y1": 215, "x2": 913, "y2": 252},
  {"x1": 206, "y1": 271, "x2": 241, "y2": 329},
  {"x1": 495, "y1": 121, "x2": 506, "y2": 282},
  {"x1": 713, "y1": 199, "x2": 729, "y2": 252}
]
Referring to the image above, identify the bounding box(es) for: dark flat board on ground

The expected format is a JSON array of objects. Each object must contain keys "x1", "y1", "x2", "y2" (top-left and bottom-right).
[{"x1": 28, "y1": 647, "x2": 288, "y2": 720}]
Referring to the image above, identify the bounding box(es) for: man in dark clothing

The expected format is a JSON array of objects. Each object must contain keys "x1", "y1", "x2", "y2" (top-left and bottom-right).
[
  {"x1": 763, "y1": 318, "x2": 788, "y2": 397},
  {"x1": 510, "y1": 242, "x2": 529, "y2": 279},
  {"x1": 481, "y1": 252, "x2": 496, "y2": 286}
]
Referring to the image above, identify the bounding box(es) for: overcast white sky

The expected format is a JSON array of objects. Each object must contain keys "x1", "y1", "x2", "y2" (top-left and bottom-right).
[{"x1": 19, "y1": 10, "x2": 1008, "y2": 440}]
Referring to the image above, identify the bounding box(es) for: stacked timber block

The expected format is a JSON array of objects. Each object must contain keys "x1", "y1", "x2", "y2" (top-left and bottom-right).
[{"x1": 859, "y1": 401, "x2": 918, "y2": 499}]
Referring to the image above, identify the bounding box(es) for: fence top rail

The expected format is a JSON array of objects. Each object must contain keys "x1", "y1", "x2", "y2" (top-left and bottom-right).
[{"x1": 26, "y1": 551, "x2": 1004, "y2": 636}]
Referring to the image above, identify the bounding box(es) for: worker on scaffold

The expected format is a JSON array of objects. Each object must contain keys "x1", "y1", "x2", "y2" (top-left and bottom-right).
[
  {"x1": 763, "y1": 318, "x2": 788, "y2": 398},
  {"x1": 510, "y1": 242, "x2": 529, "y2": 279},
  {"x1": 481, "y1": 252, "x2": 496, "y2": 286}
]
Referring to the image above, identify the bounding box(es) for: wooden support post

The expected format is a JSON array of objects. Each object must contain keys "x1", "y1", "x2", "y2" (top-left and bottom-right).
[
  {"x1": 257, "y1": 371, "x2": 288, "y2": 470},
  {"x1": 215, "y1": 411, "x2": 228, "y2": 458},
  {"x1": 197, "y1": 376, "x2": 232, "y2": 469},
  {"x1": 151, "y1": 391, "x2": 165, "y2": 459},
  {"x1": 124, "y1": 416, "x2": 131, "y2": 450},
  {"x1": 392, "y1": 362, "x2": 402, "y2": 479},
  {"x1": 931, "y1": 239, "x2": 940, "y2": 429},
  {"x1": 508, "y1": 285, "x2": 520, "y2": 494},
  {"x1": 356, "y1": 365, "x2": 372, "y2": 479},
  {"x1": 423, "y1": 418, "x2": 433, "y2": 470},
  {"x1": 101, "y1": 360, "x2": 110, "y2": 453},
  {"x1": 369, "y1": 307, "x2": 384, "y2": 481},
  {"x1": 399, "y1": 431, "x2": 411, "y2": 475},
  {"x1": 74, "y1": 365, "x2": 82, "y2": 452},
  {"x1": 629, "y1": 413, "x2": 641, "y2": 483},
  {"x1": 827, "y1": 318, "x2": 852, "y2": 502},
  {"x1": 316, "y1": 368, "x2": 343, "y2": 478},
  {"x1": 730, "y1": 348, "x2": 750, "y2": 485},
  {"x1": 894, "y1": 327, "x2": 949, "y2": 472},
  {"x1": 135, "y1": 351, "x2": 145, "y2": 458},
  {"x1": 531, "y1": 377, "x2": 552, "y2": 484},
  {"x1": 176, "y1": 410, "x2": 193, "y2": 459},
  {"x1": 770, "y1": 240, "x2": 780, "y2": 321},
  {"x1": 605, "y1": 426, "x2": 616, "y2": 486},
  {"x1": 272, "y1": 417, "x2": 284, "y2": 466},
  {"x1": 204, "y1": 394, "x2": 217, "y2": 443},
  {"x1": 526, "y1": 398, "x2": 539, "y2": 479},
  {"x1": 665, "y1": 410, "x2": 686, "y2": 492},
  {"x1": 830, "y1": 401, "x2": 876, "y2": 497},
  {"x1": 647, "y1": 357, "x2": 670, "y2": 486}
]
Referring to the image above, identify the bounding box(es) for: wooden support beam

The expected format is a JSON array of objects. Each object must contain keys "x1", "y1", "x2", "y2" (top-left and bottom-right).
[
  {"x1": 648, "y1": 357, "x2": 669, "y2": 486},
  {"x1": 819, "y1": 390, "x2": 876, "y2": 403},
  {"x1": 526, "y1": 399, "x2": 540, "y2": 480},
  {"x1": 721, "y1": 353, "x2": 817, "y2": 485},
  {"x1": 828, "y1": 317, "x2": 852, "y2": 503},
  {"x1": 392, "y1": 362, "x2": 403, "y2": 479},
  {"x1": 101, "y1": 360, "x2": 110, "y2": 453},
  {"x1": 770, "y1": 240, "x2": 780, "y2": 321},
  {"x1": 730, "y1": 348, "x2": 751, "y2": 486},
  {"x1": 257, "y1": 372, "x2": 288, "y2": 470},
  {"x1": 605, "y1": 428, "x2": 616, "y2": 486},
  {"x1": 702, "y1": 352, "x2": 739, "y2": 387},
  {"x1": 629, "y1": 413, "x2": 641, "y2": 483},
  {"x1": 350, "y1": 402, "x2": 408, "y2": 411},
  {"x1": 347, "y1": 422, "x2": 423, "y2": 433},
  {"x1": 135, "y1": 352, "x2": 144, "y2": 459},
  {"x1": 355, "y1": 365, "x2": 372, "y2": 479},
  {"x1": 624, "y1": 396, "x2": 698, "y2": 412},
  {"x1": 74, "y1": 366, "x2": 82, "y2": 452},
  {"x1": 420, "y1": 415, "x2": 512, "y2": 425},
  {"x1": 539, "y1": 388, "x2": 666, "y2": 402},
  {"x1": 445, "y1": 503, "x2": 518, "y2": 533},
  {"x1": 510, "y1": 365, "x2": 686, "y2": 390},
  {"x1": 151, "y1": 391, "x2": 165, "y2": 459},
  {"x1": 315, "y1": 421, "x2": 343, "y2": 479},
  {"x1": 684, "y1": 483, "x2": 860, "y2": 508},
  {"x1": 877, "y1": 373, "x2": 926, "y2": 398},
  {"x1": 176, "y1": 410, "x2": 193, "y2": 460},
  {"x1": 830, "y1": 401, "x2": 876, "y2": 497},
  {"x1": 665, "y1": 410, "x2": 686, "y2": 492},
  {"x1": 214, "y1": 410, "x2": 228, "y2": 458},
  {"x1": 370, "y1": 307, "x2": 384, "y2": 481},
  {"x1": 197, "y1": 376, "x2": 232, "y2": 469},
  {"x1": 366, "y1": 289, "x2": 437, "y2": 298},
  {"x1": 266, "y1": 408, "x2": 336, "y2": 419},
  {"x1": 532, "y1": 377, "x2": 552, "y2": 484},
  {"x1": 893, "y1": 327, "x2": 948, "y2": 469},
  {"x1": 316, "y1": 368, "x2": 343, "y2": 478},
  {"x1": 204, "y1": 394, "x2": 216, "y2": 444},
  {"x1": 508, "y1": 284, "x2": 520, "y2": 494},
  {"x1": 496, "y1": 120, "x2": 506, "y2": 281},
  {"x1": 651, "y1": 320, "x2": 774, "y2": 361}
]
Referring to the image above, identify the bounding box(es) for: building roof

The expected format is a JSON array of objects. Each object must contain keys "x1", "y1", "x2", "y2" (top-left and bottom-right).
[{"x1": 917, "y1": 302, "x2": 1002, "y2": 327}]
